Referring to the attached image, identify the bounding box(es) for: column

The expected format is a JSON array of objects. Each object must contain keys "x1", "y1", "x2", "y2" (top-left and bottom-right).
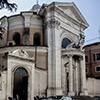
[
  {"x1": 80, "y1": 55, "x2": 88, "y2": 95},
  {"x1": 68, "y1": 55, "x2": 74, "y2": 96},
  {"x1": 75, "y1": 61, "x2": 79, "y2": 95},
  {"x1": 7, "y1": 57, "x2": 12, "y2": 99},
  {"x1": 46, "y1": 17, "x2": 62, "y2": 96}
]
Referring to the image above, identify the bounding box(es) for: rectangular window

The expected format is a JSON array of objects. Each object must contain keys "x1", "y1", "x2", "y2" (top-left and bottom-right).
[
  {"x1": 97, "y1": 53, "x2": 100, "y2": 60},
  {"x1": 96, "y1": 66, "x2": 100, "y2": 72},
  {"x1": 94, "y1": 53, "x2": 100, "y2": 61},
  {"x1": 85, "y1": 56, "x2": 88, "y2": 62}
]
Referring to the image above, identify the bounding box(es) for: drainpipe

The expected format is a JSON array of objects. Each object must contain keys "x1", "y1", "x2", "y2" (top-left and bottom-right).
[{"x1": 35, "y1": 46, "x2": 37, "y2": 67}]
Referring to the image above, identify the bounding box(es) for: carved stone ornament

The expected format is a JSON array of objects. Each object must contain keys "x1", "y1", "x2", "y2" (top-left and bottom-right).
[
  {"x1": 72, "y1": 33, "x2": 85, "y2": 50},
  {"x1": 0, "y1": 26, "x2": 5, "y2": 40},
  {"x1": 23, "y1": 35, "x2": 30, "y2": 45},
  {"x1": 45, "y1": 18, "x2": 60, "y2": 28}
]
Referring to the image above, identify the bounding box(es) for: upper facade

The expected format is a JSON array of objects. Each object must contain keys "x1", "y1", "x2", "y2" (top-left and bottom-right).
[{"x1": 0, "y1": 2, "x2": 88, "y2": 48}]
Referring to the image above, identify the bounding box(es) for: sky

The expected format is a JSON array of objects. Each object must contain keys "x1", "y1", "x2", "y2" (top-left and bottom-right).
[{"x1": 0, "y1": 0, "x2": 100, "y2": 45}]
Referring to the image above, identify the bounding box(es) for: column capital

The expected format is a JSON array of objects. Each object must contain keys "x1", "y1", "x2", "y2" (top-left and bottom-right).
[
  {"x1": 67, "y1": 54, "x2": 73, "y2": 58},
  {"x1": 79, "y1": 56, "x2": 84, "y2": 61},
  {"x1": 45, "y1": 18, "x2": 60, "y2": 28}
]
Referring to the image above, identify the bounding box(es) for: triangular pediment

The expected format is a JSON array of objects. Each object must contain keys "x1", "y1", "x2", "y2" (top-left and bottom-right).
[
  {"x1": 63, "y1": 7, "x2": 77, "y2": 20},
  {"x1": 39, "y1": 2, "x2": 89, "y2": 28},
  {"x1": 10, "y1": 49, "x2": 29, "y2": 58},
  {"x1": 54, "y1": 2, "x2": 89, "y2": 27}
]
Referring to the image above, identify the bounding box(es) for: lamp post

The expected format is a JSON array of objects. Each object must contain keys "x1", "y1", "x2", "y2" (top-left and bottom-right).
[{"x1": 0, "y1": 22, "x2": 5, "y2": 40}]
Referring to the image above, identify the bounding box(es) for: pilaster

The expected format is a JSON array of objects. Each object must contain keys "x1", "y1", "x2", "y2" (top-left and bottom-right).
[
  {"x1": 6, "y1": 57, "x2": 12, "y2": 99},
  {"x1": 22, "y1": 12, "x2": 33, "y2": 27},
  {"x1": 46, "y1": 17, "x2": 62, "y2": 96},
  {"x1": 2, "y1": 71, "x2": 7, "y2": 100},
  {"x1": 31, "y1": 64, "x2": 35, "y2": 100}
]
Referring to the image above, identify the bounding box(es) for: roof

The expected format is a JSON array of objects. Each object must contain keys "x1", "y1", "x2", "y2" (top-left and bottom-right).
[{"x1": 84, "y1": 42, "x2": 100, "y2": 48}]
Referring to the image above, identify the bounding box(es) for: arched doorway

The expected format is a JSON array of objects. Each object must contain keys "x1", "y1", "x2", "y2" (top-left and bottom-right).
[{"x1": 13, "y1": 67, "x2": 28, "y2": 100}]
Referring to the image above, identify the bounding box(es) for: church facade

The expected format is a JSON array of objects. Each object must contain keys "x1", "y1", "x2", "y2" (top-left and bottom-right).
[{"x1": 0, "y1": 2, "x2": 88, "y2": 100}]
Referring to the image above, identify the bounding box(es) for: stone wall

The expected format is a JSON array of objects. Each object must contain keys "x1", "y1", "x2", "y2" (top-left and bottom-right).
[
  {"x1": 87, "y1": 78, "x2": 100, "y2": 96},
  {"x1": 34, "y1": 69, "x2": 47, "y2": 97}
]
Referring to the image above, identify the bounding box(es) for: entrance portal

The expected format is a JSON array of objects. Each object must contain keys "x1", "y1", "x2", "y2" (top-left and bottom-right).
[{"x1": 13, "y1": 67, "x2": 28, "y2": 100}]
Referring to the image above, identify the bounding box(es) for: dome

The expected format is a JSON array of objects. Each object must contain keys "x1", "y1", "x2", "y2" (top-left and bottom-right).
[
  {"x1": 32, "y1": 4, "x2": 41, "y2": 9},
  {"x1": 31, "y1": 4, "x2": 41, "y2": 12}
]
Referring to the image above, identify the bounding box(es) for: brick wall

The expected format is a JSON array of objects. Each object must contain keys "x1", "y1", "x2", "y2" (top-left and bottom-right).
[{"x1": 84, "y1": 42, "x2": 100, "y2": 78}]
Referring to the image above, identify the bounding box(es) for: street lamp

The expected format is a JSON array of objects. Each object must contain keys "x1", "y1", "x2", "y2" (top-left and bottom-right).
[{"x1": 0, "y1": 22, "x2": 5, "y2": 40}]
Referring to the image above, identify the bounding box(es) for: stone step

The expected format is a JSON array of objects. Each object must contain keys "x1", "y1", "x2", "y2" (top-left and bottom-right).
[{"x1": 71, "y1": 96, "x2": 93, "y2": 100}]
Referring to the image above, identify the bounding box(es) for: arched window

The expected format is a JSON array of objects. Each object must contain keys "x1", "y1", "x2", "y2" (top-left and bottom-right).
[
  {"x1": 13, "y1": 32, "x2": 20, "y2": 45},
  {"x1": 62, "y1": 38, "x2": 72, "y2": 48},
  {"x1": 14, "y1": 67, "x2": 28, "y2": 76},
  {"x1": 33, "y1": 33, "x2": 41, "y2": 46}
]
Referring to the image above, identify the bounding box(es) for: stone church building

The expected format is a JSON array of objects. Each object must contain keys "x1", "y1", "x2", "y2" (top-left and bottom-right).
[{"x1": 0, "y1": 2, "x2": 88, "y2": 100}]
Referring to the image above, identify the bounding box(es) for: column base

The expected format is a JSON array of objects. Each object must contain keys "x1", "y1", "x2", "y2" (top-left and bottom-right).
[
  {"x1": 47, "y1": 88, "x2": 62, "y2": 96},
  {"x1": 56, "y1": 88, "x2": 62, "y2": 96},
  {"x1": 47, "y1": 88, "x2": 54, "y2": 96},
  {"x1": 80, "y1": 89, "x2": 88, "y2": 96},
  {"x1": 68, "y1": 91, "x2": 75, "y2": 96}
]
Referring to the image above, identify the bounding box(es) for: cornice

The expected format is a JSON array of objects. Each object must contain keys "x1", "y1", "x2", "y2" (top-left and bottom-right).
[
  {"x1": 0, "y1": 46, "x2": 48, "y2": 53},
  {"x1": 8, "y1": 54, "x2": 34, "y2": 63},
  {"x1": 61, "y1": 48, "x2": 84, "y2": 56}
]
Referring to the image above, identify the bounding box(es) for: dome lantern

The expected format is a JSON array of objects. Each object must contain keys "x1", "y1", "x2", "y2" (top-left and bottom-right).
[{"x1": 30, "y1": 0, "x2": 41, "y2": 13}]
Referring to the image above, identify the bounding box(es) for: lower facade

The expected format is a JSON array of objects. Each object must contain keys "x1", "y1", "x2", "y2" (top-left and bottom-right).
[{"x1": 0, "y1": 47, "x2": 88, "y2": 100}]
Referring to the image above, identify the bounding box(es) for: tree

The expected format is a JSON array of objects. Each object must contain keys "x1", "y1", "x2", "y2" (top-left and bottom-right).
[
  {"x1": 0, "y1": 0, "x2": 17, "y2": 11},
  {"x1": 0, "y1": 0, "x2": 17, "y2": 39}
]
